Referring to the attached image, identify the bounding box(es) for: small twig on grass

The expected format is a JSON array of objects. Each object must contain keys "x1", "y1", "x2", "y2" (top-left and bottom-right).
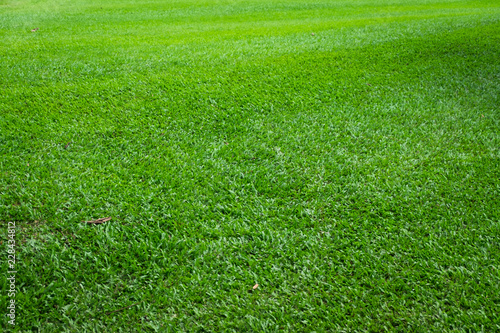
[{"x1": 83, "y1": 217, "x2": 111, "y2": 224}]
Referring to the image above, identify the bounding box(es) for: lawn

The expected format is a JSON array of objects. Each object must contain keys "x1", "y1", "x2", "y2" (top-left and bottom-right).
[{"x1": 1, "y1": 0, "x2": 499, "y2": 331}]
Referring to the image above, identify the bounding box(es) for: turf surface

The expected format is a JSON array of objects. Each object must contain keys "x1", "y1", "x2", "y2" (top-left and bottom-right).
[{"x1": 1, "y1": 0, "x2": 500, "y2": 331}]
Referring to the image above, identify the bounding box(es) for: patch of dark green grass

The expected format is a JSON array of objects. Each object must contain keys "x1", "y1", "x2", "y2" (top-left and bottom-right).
[{"x1": 1, "y1": 0, "x2": 500, "y2": 331}]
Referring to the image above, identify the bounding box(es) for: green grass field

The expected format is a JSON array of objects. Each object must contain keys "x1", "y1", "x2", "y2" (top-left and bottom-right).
[{"x1": 1, "y1": 0, "x2": 499, "y2": 331}]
